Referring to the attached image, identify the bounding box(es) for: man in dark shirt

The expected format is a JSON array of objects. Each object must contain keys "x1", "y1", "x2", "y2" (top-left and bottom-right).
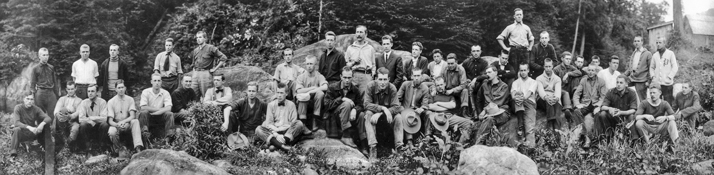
[
  {"x1": 672, "y1": 83, "x2": 702, "y2": 130},
  {"x1": 442, "y1": 55, "x2": 470, "y2": 117},
  {"x1": 633, "y1": 82, "x2": 678, "y2": 146},
  {"x1": 424, "y1": 77, "x2": 473, "y2": 145},
  {"x1": 404, "y1": 42, "x2": 429, "y2": 81},
  {"x1": 591, "y1": 75, "x2": 637, "y2": 145},
  {"x1": 10, "y1": 93, "x2": 52, "y2": 157},
  {"x1": 530, "y1": 31, "x2": 558, "y2": 78},
  {"x1": 363, "y1": 68, "x2": 405, "y2": 160},
  {"x1": 324, "y1": 67, "x2": 363, "y2": 148},
  {"x1": 554, "y1": 53, "x2": 584, "y2": 96},
  {"x1": 473, "y1": 66, "x2": 518, "y2": 146},
  {"x1": 462, "y1": 45, "x2": 489, "y2": 81},
  {"x1": 221, "y1": 81, "x2": 267, "y2": 142},
  {"x1": 172, "y1": 75, "x2": 197, "y2": 124},
  {"x1": 99, "y1": 44, "x2": 131, "y2": 100},
  {"x1": 190, "y1": 31, "x2": 228, "y2": 99},
  {"x1": 31, "y1": 48, "x2": 60, "y2": 126},
  {"x1": 376, "y1": 35, "x2": 405, "y2": 88},
  {"x1": 318, "y1": 31, "x2": 346, "y2": 84},
  {"x1": 489, "y1": 50, "x2": 518, "y2": 85}
]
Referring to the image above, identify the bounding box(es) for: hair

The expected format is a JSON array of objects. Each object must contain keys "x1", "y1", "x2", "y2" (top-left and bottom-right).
[
  {"x1": 561, "y1": 51, "x2": 572, "y2": 59},
  {"x1": 377, "y1": 67, "x2": 390, "y2": 76},
  {"x1": 540, "y1": 31, "x2": 549, "y2": 36},
  {"x1": 472, "y1": 45, "x2": 481, "y2": 49},
  {"x1": 412, "y1": 42, "x2": 424, "y2": 50},
  {"x1": 277, "y1": 82, "x2": 287, "y2": 91},
  {"x1": 616, "y1": 75, "x2": 629, "y2": 84},
  {"x1": 66, "y1": 81, "x2": 75, "y2": 87},
  {"x1": 88, "y1": 84, "x2": 98, "y2": 91},
  {"x1": 196, "y1": 31, "x2": 207, "y2": 37},
  {"x1": 381, "y1": 35, "x2": 393, "y2": 43},
  {"x1": 38, "y1": 47, "x2": 48, "y2": 54},
  {"x1": 110, "y1": 44, "x2": 119, "y2": 49},
  {"x1": 341, "y1": 66, "x2": 352, "y2": 73},
  {"x1": 165, "y1": 38, "x2": 174, "y2": 43},
  {"x1": 213, "y1": 73, "x2": 225, "y2": 81},
  {"x1": 544, "y1": 58, "x2": 554, "y2": 65},
  {"x1": 246, "y1": 81, "x2": 259, "y2": 90},
  {"x1": 519, "y1": 63, "x2": 529, "y2": 70},
  {"x1": 591, "y1": 55, "x2": 600, "y2": 61},
  {"x1": 434, "y1": 76, "x2": 445, "y2": 83},
  {"x1": 325, "y1": 31, "x2": 336, "y2": 39},
  {"x1": 446, "y1": 53, "x2": 457, "y2": 60},
  {"x1": 305, "y1": 55, "x2": 317, "y2": 63},
  {"x1": 115, "y1": 79, "x2": 125, "y2": 88},
  {"x1": 431, "y1": 49, "x2": 442, "y2": 56},
  {"x1": 183, "y1": 73, "x2": 192, "y2": 80},
  {"x1": 283, "y1": 48, "x2": 293, "y2": 54},
  {"x1": 501, "y1": 49, "x2": 510, "y2": 55},
  {"x1": 24, "y1": 92, "x2": 34, "y2": 98},
  {"x1": 610, "y1": 55, "x2": 619, "y2": 62},
  {"x1": 151, "y1": 73, "x2": 162, "y2": 79},
  {"x1": 576, "y1": 55, "x2": 585, "y2": 61},
  {"x1": 411, "y1": 67, "x2": 423, "y2": 73},
  {"x1": 80, "y1": 44, "x2": 90, "y2": 50},
  {"x1": 356, "y1": 25, "x2": 367, "y2": 33},
  {"x1": 514, "y1": 8, "x2": 523, "y2": 13},
  {"x1": 634, "y1": 35, "x2": 643, "y2": 40},
  {"x1": 486, "y1": 65, "x2": 498, "y2": 72}
]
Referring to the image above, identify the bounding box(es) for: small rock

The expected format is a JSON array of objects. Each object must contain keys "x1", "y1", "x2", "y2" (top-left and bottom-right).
[
  {"x1": 212, "y1": 160, "x2": 233, "y2": 171},
  {"x1": 85, "y1": 154, "x2": 109, "y2": 165},
  {"x1": 454, "y1": 145, "x2": 538, "y2": 175},
  {"x1": 692, "y1": 160, "x2": 714, "y2": 175},
  {"x1": 703, "y1": 121, "x2": 714, "y2": 136},
  {"x1": 303, "y1": 167, "x2": 319, "y2": 175}
]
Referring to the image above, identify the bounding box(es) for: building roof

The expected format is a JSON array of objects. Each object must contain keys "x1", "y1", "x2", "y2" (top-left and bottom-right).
[
  {"x1": 647, "y1": 21, "x2": 673, "y2": 31},
  {"x1": 685, "y1": 14, "x2": 714, "y2": 36}
]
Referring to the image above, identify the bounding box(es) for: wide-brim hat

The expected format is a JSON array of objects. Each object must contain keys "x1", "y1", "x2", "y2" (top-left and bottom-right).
[
  {"x1": 227, "y1": 132, "x2": 250, "y2": 150},
  {"x1": 401, "y1": 108, "x2": 421, "y2": 134},
  {"x1": 429, "y1": 112, "x2": 449, "y2": 132},
  {"x1": 484, "y1": 102, "x2": 506, "y2": 117}
]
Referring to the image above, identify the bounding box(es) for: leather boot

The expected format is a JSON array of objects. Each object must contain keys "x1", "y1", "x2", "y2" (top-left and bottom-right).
[{"x1": 369, "y1": 146, "x2": 377, "y2": 161}]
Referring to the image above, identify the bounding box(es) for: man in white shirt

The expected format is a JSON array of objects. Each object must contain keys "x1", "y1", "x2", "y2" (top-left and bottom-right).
[
  {"x1": 511, "y1": 63, "x2": 538, "y2": 148},
  {"x1": 138, "y1": 74, "x2": 174, "y2": 138},
  {"x1": 597, "y1": 56, "x2": 621, "y2": 90},
  {"x1": 345, "y1": 25, "x2": 376, "y2": 92},
  {"x1": 71, "y1": 44, "x2": 99, "y2": 99},
  {"x1": 154, "y1": 38, "x2": 183, "y2": 92}
]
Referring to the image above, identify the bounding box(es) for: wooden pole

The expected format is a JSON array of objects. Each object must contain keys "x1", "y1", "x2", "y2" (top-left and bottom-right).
[
  {"x1": 572, "y1": 0, "x2": 583, "y2": 54},
  {"x1": 318, "y1": 0, "x2": 323, "y2": 40},
  {"x1": 579, "y1": 32, "x2": 586, "y2": 58}
]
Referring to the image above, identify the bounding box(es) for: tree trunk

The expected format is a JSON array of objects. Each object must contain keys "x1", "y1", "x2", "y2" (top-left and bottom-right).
[
  {"x1": 141, "y1": 9, "x2": 169, "y2": 51},
  {"x1": 572, "y1": 0, "x2": 583, "y2": 54},
  {"x1": 579, "y1": 33, "x2": 586, "y2": 58}
]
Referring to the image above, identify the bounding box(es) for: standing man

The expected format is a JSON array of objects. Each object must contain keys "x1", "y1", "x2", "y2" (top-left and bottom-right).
[
  {"x1": 376, "y1": 35, "x2": 405, "y2": 88},
  {"x1": 9, "y1": 93, "x2": 52, "y2": 157},
  {"x1": 99, "y1": 44, "x2": 130, "y2": 100},
  {"x1": 624, "y1": 36, "x2": 652, "y2": 101},
  {"x1": 497, "y1": 8, "x2": 534, "y2": 69},
  {"x1": 72, "y1": 44, "x2": 99, "y2": 99},
  {"x1": 530, "y1": 31, "x2": 558, "y2": 78},
  {"x1": 139, "y1": 74, "x2": 174, "y2": 138},
  {"x1": 203, "y1": 74, "x2": 233, "y2": 106},
  {"x1": 591, "y1": 75, "x2": 637, "y2": 145},
  {"x1": 597, "y1": 56, "x2": 621, "y2": 90},
  {"x1": 511, "y1": 63, "x2": 538, "y2": 147},
  {"x1": 191, "y1": 31, "x2": 228, "y2": 99},
  {"x1": 53, "y1": 81, "x2": 82, "y2": 149},
  {"x1": 536, "y1": 58, "x2": 565, "y2": 130},
  {"x1": 396, "y1": 68, "x2": 430, "y2": 143},
  {"x1": 221, "y1": 82, "x2": 267, "y2": 142},
  {"x1": 427, "y1": 49, "x2": 447, "y2": 78},
  {"x1": 255, "y1": 83, "x2": 310, "y2": 152},
  {"x1": 404, "y1": 42, "x2": 429, "y2": 81},
  {"x1": 75, "y1": 85, "x2": 110, "y2": 152},
  {"x1": 171, "y1": 75, "x2": 197, "y2": 121},
  {"x1": 345, "y1": 25, "x2": 376, "y2": 90},
  {"x1": 273, "y1": 48, "x2": 304, "y2": 101},
  {"x1": 31, "y1": 48, "x2": 60, "y2": 126},
  {"x1": 650, "y1": 37, "x2": 678, "y2": 104},
  {"x1": 318, "y1": 31, "x2": 346, "y2": 84},
  {"x1": 573, "y1": 65, "x2": 608, "y2": 147},
  {"x1": 106, "y1": 80, "x2": 145, "y2": 155},
  {"x1": 473, "y1": 66, "x2": 518, "y2": 146},
  {"x1": 442, "y1": 55, "x2": 470, "y2": 117},
  {"x1": 633, "y1": 83, "x2": 678, "y2": 147},
  {"x1": 363, "y1": 68, "x2": 405, "y2": 160},
  {"x1": 295, "y1": 56, "x2": 328, "y2": 130},
  {"x1": 323, "y1": 67, "x2": 364, "y2": 147},
  {"x1": 672, "y1": 83, "x2": 702, "y2": 129},
  {"x1": 154, "y1": 38, "x2": 183, "y2": 92}
]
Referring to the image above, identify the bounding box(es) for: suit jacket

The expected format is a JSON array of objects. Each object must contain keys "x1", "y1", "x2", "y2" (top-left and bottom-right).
[
  {"x1": 404, "y1": 56, "x2": 429, "y2": 81},
  {"x1": 99, "y1": 58, "x2": 130, "y2": 100},
  {"x1": 490, "y1": 61, "x2": 517, "y2": 83},
  {"x1": 624, "y1": 48, "x2": 652, "y2": 83},
  {"x1": 376, "y1": 51, "x2": 405, "y2": 87},
  {"x1": 323, "y1": 81, "x2": 364, "y2": 112}
]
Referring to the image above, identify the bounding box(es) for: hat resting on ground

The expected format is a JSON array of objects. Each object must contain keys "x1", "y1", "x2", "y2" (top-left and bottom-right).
[
  {"x1": 401, "y1": 108, "x2": 421, "y2": 134},
  {"x1": 429, "y1": 112, "x2": 449, "y2": 132},
  {"x1": 227, "y1": 132, "x2": 250, "y2": 150}
]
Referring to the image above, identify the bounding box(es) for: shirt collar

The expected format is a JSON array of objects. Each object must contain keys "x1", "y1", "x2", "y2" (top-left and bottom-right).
[{"x1": 614, "y1": 88, "x2": 628, "y2": 96}]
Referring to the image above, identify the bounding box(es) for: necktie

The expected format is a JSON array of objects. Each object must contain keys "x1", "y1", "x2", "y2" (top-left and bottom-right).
[
  {"x1": 164, "y1": 52, "x2": 171, "y2": 71},
  {"x1": 90, "y1": 101, "x2": 96, "y2": 111},
  {"x1": 385, "y1": 52, "x2": 389, "y2": 63}
]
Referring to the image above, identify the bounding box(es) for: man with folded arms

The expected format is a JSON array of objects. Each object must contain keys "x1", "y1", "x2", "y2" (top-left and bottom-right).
[
  {"x1": 672, "y1": 83, "x2": 702, "y2": 130},
  {"x1": 255, "y1": 83, "x2": 310, "y2": 152},
  {"x1": 633, "y1": 82, "x2": 678, "y2": 148},
  {"x1": 75, "y1": 85, "x2": 110, "y2": 152},
  {"x1": 324, "y1": 67, "x2": 363, "y2": 147},
  {"x1": 106, "y1": 80, "x2": 145, "y2": 155},
  {"x1": 203, "y1": 74, "x2": 233, "y2": 106},
  {"x1": 9, "y1": 93, "x2": 52, "y2": 157},
  {"x1": 424, "y1": 77, "x2": 473, "y2": 145},
  {"x1": 294, "y1": 56, "x2": 328, "y2": 130},
  {"x1": 53, "y1": 81, "x2": 83, "y2": 150},
  {"x1": 363, "y1": 68, "x2": 405, "y2": 160},
  {"x1": 590, "y1": 75, "x2": 637, "y2": 146},
  {"x1": 139, "y1": 74, "x2": 174, "y2": 138},
  {"x1": 221, "y1": 81, "x2": 267, "y2": 143},
  {"x1": 473, "y1": 66, "x2": 518, "y2": 146}
]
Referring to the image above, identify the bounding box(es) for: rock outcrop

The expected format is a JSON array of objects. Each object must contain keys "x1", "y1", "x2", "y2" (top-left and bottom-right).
[
  {"x1": 455, "y1": 145, "x2": 539, "y2": 175},
  {"x1": 704, "y1": 120, "x2": 714, "y2": 136},
  {"x1": 1, "y1": 62, "x2": 37, "y2": 112},
  {"x1": 297, "y1": 130, "x2": 371, "y2": 170},
  {"x1": 120, "y1": 149, "x2": 230, "y2": 175}
]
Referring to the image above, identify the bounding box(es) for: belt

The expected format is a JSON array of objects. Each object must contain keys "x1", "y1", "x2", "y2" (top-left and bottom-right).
[
  {"x1": 37, "y1": 87, "x2": 55, "y2": 90},
  {"x1": 511, "y1": 45, "x2": 528, "y2": 50},
  {"x1": 75, "y1": 83, "x2": 89, "y2": 86},
  {"x1": 194, "y1": 68, "x2": 209, "y2": 71},
  {"x1": 353, "y1": 69, "x2": 372, "y2": 74}
]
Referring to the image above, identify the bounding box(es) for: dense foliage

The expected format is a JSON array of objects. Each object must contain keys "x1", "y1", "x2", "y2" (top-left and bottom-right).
[{"x1": 161, "y1": 103, "x2": 229, "y2": 160}]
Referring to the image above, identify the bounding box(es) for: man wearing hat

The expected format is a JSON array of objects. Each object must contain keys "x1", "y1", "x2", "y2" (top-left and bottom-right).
[
  {"x1": 425, "y1": 77, "x2": 473, "y2": 144},
  {"x1": 633, "y1": 82, "x2": 678, "y2": 148},
  {"x1": 363, "y1": 68, "x2": 406, "y2": 160},
  {"x1": 397, "y1": 68, "x2": 430, "y2": 145},
  {"x1": 573, "y1": 64, "x2": 608, "y2": 148},
  {"x1": 474, "y1": 66, "x2": 518, "y2": 146},
  {"x1": 323, "y1": 66, "x2": 364, "y2": 148}
]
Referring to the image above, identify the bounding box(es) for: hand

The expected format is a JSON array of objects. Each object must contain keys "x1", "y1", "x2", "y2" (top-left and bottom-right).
[
  {"x1": 370, "y1": 113, "x2": 382, "y2": 125},
  {"x1": 563, "y1": 74, "x2": 569, "y2": 83},
  {"x1": 576, "y1": 104, "x2": 586, "y2": 109},
  {"x1": 382, "y1": 107, "x2": 393, "y2": 124},
  {"x1": 505, "y1": 47, "x2": 511, "y2": 52},
  {"x1": 275, "y1": 135, "x2": 286, "y2": 144},
  {"x1": 527, "y1": 47, "x2": 532, "y2": 52},
  {"x1": 642, "y1": 115, "x2": 655, "y2": 121},
  {"x1": 150, "y1": 111, "x2": 162, "y2": 115},
  {"x1": 220, "y1": 122, "x2": 229, "y2": 132},
  {"x1": 446, "y1": 89, "x2": 454, "y2": 95},
  {"x1": 350, "y1": 109, "x2": 357, "y2": 121},
  {"x1": 27, "y1": 126, "x2": 38, "y2": 134},
  {"x1": 342, "y1": 97, "x2": 352, "y2": 103},
  {"x1": 415, "y1": 108, "x2": 424, "y2": 114},
  {"x1": 209, "y1": 68, "x2": 217, "y2": 73},
  {"x1": 121, "y1": 122, "x2": 129, "y2": 129},
  {"x1": 655, "y1": 116, "x2": 667, "y2": 123}
]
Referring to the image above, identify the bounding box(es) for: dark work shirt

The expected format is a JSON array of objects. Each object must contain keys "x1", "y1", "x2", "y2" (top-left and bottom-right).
[
  {"x1": 490, "y1": 61, "x2": 517, "y2": 83},
  {"x1": 531, "y1": 43, "x2": 558, "y2": 66},
  {"x1": 636, "y1": 100, "x2": 674, "y2": 119},
  {"x1": 364, "y1": 81, "x2": 403, "y2": 115},
  {"x1": 13, "y1": 104, "x2": 52, "y2": 128},
  {"x1": 31, "y1": 63, "x2": 59, "y2": 94},
  {"x1": 171, "y1": 86, "x2": 197, "y2": 112},
  {"x1": 229, "y1": 98, "x2": 267, "y2": 134},
  {"x1": 476, "y1": 80, "x2": 511, "y2": 113},
  {"x1": 191, "y1": 44, "x2": 227, "y2": 70},
  {"x1": 462, "y1": 56, "x2": 489, "y2": 80},
  {"x1": 324, "y1": 81, "x2": 364, "y2": 112},
  {"x1": 319, "y1": 49, "x2": 346, "y2": 82},
  {"x1": 602, "y1": 88, "x2": 638, "y2": 111}
]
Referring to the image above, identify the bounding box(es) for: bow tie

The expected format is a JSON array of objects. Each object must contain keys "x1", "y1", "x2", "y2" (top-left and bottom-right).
[
  {"x1": 278, "y1": 101, "x2": 285, "y2": 106},
  {"x1": 215, "y1": 87, "x2": 224, "y2": 94},
  {"x1": 67, "y1": 95, "x2": 76, "y2": 98}
]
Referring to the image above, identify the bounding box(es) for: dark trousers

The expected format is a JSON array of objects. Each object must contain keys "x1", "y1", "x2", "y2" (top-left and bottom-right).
[
  {"x1": 77, "y1": 121, "x2": 110, "y2": 149},
  {"x1": 35, "y1": 88, "x2": 57, "y2": 126},
  {"x1": 662, "y1": 85, "x2": 674, "y2": 105},
  {"x1": 75, "y1": 84, "x2": 89, "y2": 99},
  {"x1": 474, "y1": 112, "x2": 518, "y2": 146},
  {"x1": 537, "y1": 99, "x2": 565, "y2": 131},
  {"x1": 11, "y1": 125, "x2": 50, "y2": 153},
  {"x1": 630, "y1": 82, "x2": 648, "y2": 101},
  {"x1": 138, "y1": 111, "x2": 174, "y2": 138},
  {"x1": 161, "y1": 76, "x2": 179, "y2": 93},
  {"x1": 509, "y1": 46, "x2": 529, "y2": 70}
]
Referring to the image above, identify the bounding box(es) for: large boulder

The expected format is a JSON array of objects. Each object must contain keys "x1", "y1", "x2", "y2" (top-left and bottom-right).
[
  {"x1": 120, "y1": 149, "x2": 230, "y2": 175},
  {"x1": 704, "y1": 120, "x2": 714, "y2": 136},
  {"x1": 297, "y1": 131, "x2": 371, "y2": 170},
  {"x1": 187, "y1": 65, "x2": 277, "y2": 103},
  {"x1": 455, "y1": 145, "x2": 539, "y2": 175},
  {"x1": 1, "y1": 62, "x2": 37, "y2": 112},
  {"x1": 692, "y1": 159, "x2": 714, "y2": 175}
]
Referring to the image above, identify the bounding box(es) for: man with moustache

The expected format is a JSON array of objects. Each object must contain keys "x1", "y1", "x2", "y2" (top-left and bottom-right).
[
  {"x1": 318, "y1": 31, "x2": 346, "y2": 84},
  {"x1": 72, "y1": 44, "x2": 100, "y2": 99},
  {"x1": 154, "y1": 38, "x2": 184, "y2": 92},
  {"x1": 191, "y1": 31, "x2": 228, "y2": 99},
  {"x1": 376, "y1": 35, "x2": 405, "y2": 88},
  {"x1": 99, "y1": 44, "x2": 130, "y2": 100},
  {"x1": 345, "y1": 25, "x2": 376, "y2": 90}
]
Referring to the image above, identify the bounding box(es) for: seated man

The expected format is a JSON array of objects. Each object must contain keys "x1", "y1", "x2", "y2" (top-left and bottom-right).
[
  {"x1": 75, "y1": 84, "x2": 110, "y2": 152},
  {"x1": 397, "y1": 68, "x2": 430, "y2": 143},
  {"x1": 673, "y1": 83, "x2": 703, "y2": 130},
  {"x1": 554, "y1": 53, "x2": 584, "y2": 96},
  {"x1": 255, "y1": 83, "x2": 310, "y2": 151},
  {"x1": 53, "y1": 81, "x2": 82, "y2": 149},
  {"x1": 536, "y1": 58, "x2": 566, "y2": 130},
  {"x1": 442, "y1": 55, "x2": 470, "y2": 117},
  {"x1": 10, "y1": 93, "x2": 52, "y2": 157},
  {"x1": 106, "y1": 80, "x2": 145, "y2": 155},
  {"x1": 139, "y1": 74, "x2": 174, "y2": 138},
  {"x1": 490, "y1": 49, "x2": 517, "y2": 86},
  {"x1": 204, "y1": 74, "x2": 232, "y2": 106},
  {"x1": 425, "y1": 77, "x2": 473, "y2": 145},
  {"x1": 221, "y1": 81, "x2": 267, "y2": 142},
  {"x1": 474, "y1": 66, "x2": 518, "y2": 146},
  {"x1": 634, "y1": 83, "x2": 678, "y2": 146},
  {"x1": 295, "y1": 55, "x2": 328, "y2": 130},
  {"x1": 574, "y1": 65, "x2": 608, "y2": 147},
  {"x1": 511, "y1": 63, "x2": 539, "y2": 148},
  {"x1": 323, "y1": 66, "x2": 364, "y2": 148},
  {"x1": 172, "y1": 75, "x2": 197, "y2": 123},
  {"x1": 590, "y1": 75, "x2": 637, "y2": 145},
  {"x1": 363, "y1": 68, "x2": 405, "y2": 160}
]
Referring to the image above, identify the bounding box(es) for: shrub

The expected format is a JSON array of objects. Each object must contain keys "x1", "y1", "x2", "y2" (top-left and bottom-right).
[{"x1": 162, "y1": 103, "x2": 229, "y2": 160}]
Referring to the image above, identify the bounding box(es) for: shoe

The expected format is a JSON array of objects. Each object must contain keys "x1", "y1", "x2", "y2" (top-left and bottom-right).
[
  {"x1": 360, "y1": 149, "x2": 369, "y2": 157},
  {"x1": 369, "y1": 147, "x2": 377, "y2": 161},
  {"x1": 135, "y1": 145, "x2": 145, "y2": 153},
  {"x1": 10, "y1": 150, "x2": 17, "y2": 157},
  {"x1": 142, "y1": 130, "x2": 151, "y2": 140},
  {"x1": 340, "y1": 138, "x2": 357, "y2": 148},
  {"x1": 461, "y1": 107, "x2": 472, "y2": 118},
  {"x1": 582, "y1": 136, "x2": 591, "y2": 149}
]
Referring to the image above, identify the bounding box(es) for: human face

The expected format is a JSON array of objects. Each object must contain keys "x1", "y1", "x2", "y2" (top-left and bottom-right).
[
  {"x1": 87, "y1": 86, "x2": 98, "y2": 100},
  {"x1": 276, "y1": 87, "x2": 287, "y2": 102},
  {"x1": 591, "y1": 59, "x2": 600, "y2": 66},
  {"x1": 151, "y1": 76, "x2": 162, "y2": 89},
  {"x1": 610, "y1": 59, "x2": 619, "y2": 71},
  {"x1": 39, "y1": 50, "x2": 49, "y2": 63},
  {"x1": 540, "y1": 33, "x2": 549, "y2": 44},
  {"x1": 616, "y1": 78, "x2": 627, "y2": 91},
  {"x1": 562, "y1": 55, "x2": 572, "y2": 65},
  {"x1": 518, "y1": 64, "x2": 529, "y2": 79},
  {"x1": 80, "y1": 47, "x2": 90, "y2": 60},
  {"x1": 376, "y1": 74, "x2": 389, "y2": 90},
  {"x1": 634, "y1": 37, "x2": 643, "y2": 48},
  {"x1": 325, "y1": 35, "x2": 335, "y2": 49},
  {"x1": 165, "y1": 41, "x2": 174, "y2": 52},
  {"x1": 382, "y1": 39, "x2": 392, "y2": 52},
  {"x1": 109, "y1": 46, "x2": 119, "y2": 59},
  {"x1": 283, "y1": 50, "x2": 293, "y2": 64},
  {"x1": 435, "y1": 79, "x2": 446, "y2": 93},
  {"x1": 587, "y1": 66, "x2": 597, "y2": 77},
  {"x1": 66, "y1": 84, "x2": 76, "y2": 96},
  {"x1": 514, "y1": 10, "x2": 524, "y2": 23},
  {"x1": 305, "y1": 58, "x2": 316, "y2": 73},
  {"x1": 544, "y1": 61, "x2": 554, "y2": 75},
  {"x1": 213, "y1": 76, "x2": 224, "y2": 87},
  {"x1": 649, "y1": 88, "x2": 661, "y2": 101},
  {"x1": 246, "y1": 85, "x2": 257, "y2": 99},
  {"x1": 341, "y1": 71, "x2": 353, "y2": 86},
  {"x1": 23, "y1": 95, "x2": 34, "y2": 108},
  {"x1": 575, "y1": 57, "x2": 585, "y2": 68},
  {"x1": 116, "y1": 83, "x2": 126, "y2": 96},
  {"x1": 447, "y1": 59, "x2": 457, "y2": 70},
  {"x1": 470, "y1": 46, "x2": 481, "y2": 58},
  {"x1": 355, "y1": 26, "x2": 367, "y2": 42},
  {"x1": 433, "y1": 53, "x2": 442, "y2": 63},
  {"x1": 486, "y1": 67, "x2": 497, "y2": 81},
  {"x1": 182, "y1": 76, "x2": 192, "y2": 89},
  {"x1": 682, "y1": 84, "x2": 692, "y2": 94},
  {"x1": 412, "y1": 70, "x2": 423, "y2": 84},
  {"x1": 411, "y1": 45, "x2": 422, "y2": 58},
  {"x1": 656, "y1": 38, "x2": 666, "y2": 50},
  {"x1": 500, "y1": 53, "x2": 509, "y2": 64},
  {"x1": 196, "y1": 33, "x2": 206, "y2": 45}
]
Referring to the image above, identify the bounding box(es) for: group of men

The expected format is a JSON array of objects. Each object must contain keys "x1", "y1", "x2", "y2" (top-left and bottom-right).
[{"x1": 10, "y1": 8, "x2": 702, "y2": 162}]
